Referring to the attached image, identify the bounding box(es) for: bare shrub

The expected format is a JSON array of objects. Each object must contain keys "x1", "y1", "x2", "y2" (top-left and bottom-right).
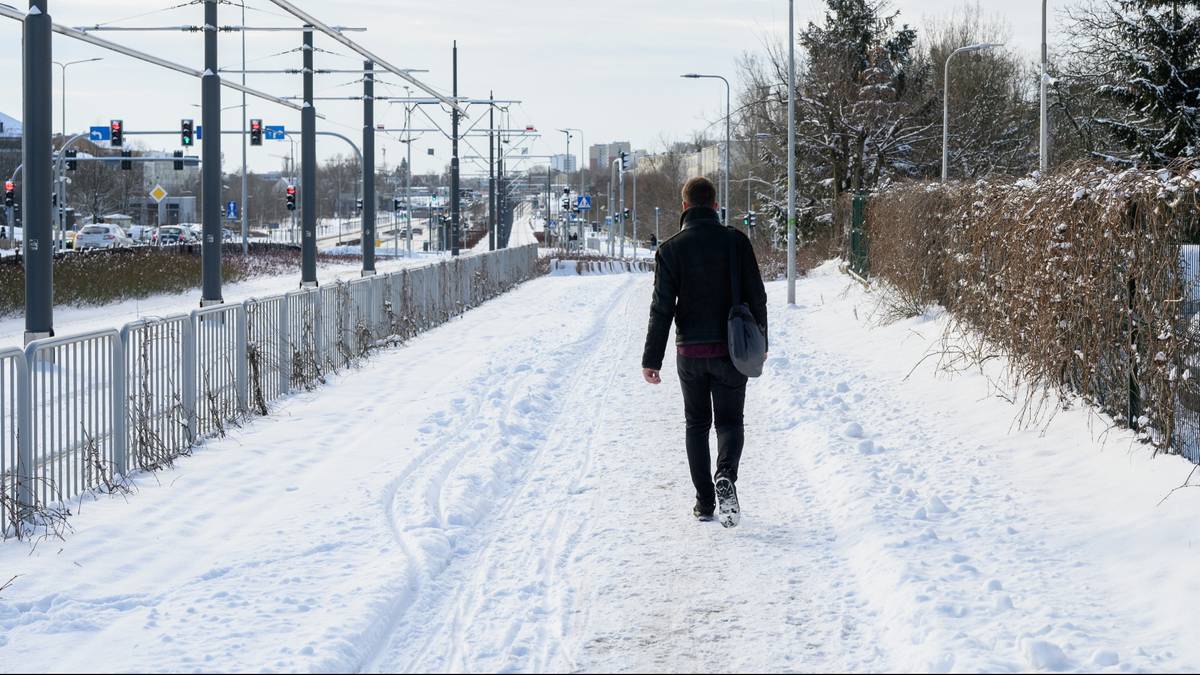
[{"x1": 862, "y1": 161, "x2": 1200, "y2": 453}]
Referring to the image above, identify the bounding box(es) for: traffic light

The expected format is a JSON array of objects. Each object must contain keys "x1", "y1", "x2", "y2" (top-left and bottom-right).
[
  {"x1": 250, "y1": 118, "x2": 263, "y2": 146},
  {"x1": 181, "y1": 119, "x2": 194, "y2": 147},
  {"x1": 173, "y1": 150, "x2": 184, "y2": 171},
  {"x1": 66, "y1": 150, "x2": 77, "y2": 171},
  {"x1": 110, "y1": 119, "x2": 124, "y2": 147},
  {"x1": 561, "y1": 198, "x2": 569, "y2": 211},
  {"x1": 743, "y1": 214, "x2": 750, "y2": 227},
  {"x1": 3, "y1": 181, "x2": 13, "y2": 208},
  {"x1": 749, "y1": 211, "x2": 758, "y2": 228},
  {"x1": 286, "y1": 185, "x2": 296, "y2": 211},
  {"x1": 393, "y1": 197, "x2": 402, "y2": 212},
  {"x1": 623, "y1": 208, "x2": 631, "y2": 220},
  {"x1": 120, "y1": 150, "x2": 132, "y2": 170},
  {"x1": 355, "y1": 198, "x2": 363, "y2": 213},
  {"x1": 619, "y1": 151, "x2": 631, "y2": 172}
]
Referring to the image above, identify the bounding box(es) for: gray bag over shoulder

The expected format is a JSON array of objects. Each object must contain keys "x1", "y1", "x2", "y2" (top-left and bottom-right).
[{"x1": 726, "y1": 229, "x2": 767, "y2": 377}]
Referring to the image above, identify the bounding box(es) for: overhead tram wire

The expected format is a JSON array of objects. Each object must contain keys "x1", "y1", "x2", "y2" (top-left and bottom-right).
[
  {"x1": 0, "y1": 4, "x2": 310, "y2": 115},
  {"x1": 264, "y1": 0, "x2": 466, "y2": 116}
]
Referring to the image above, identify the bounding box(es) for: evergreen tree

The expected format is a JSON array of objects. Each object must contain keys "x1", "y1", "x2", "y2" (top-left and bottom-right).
[{"x1": 1068, "y1": 0, "x2": 1200, "y2": 163}]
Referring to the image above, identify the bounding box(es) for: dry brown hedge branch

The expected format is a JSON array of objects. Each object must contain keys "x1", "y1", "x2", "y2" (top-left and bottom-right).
[{"x1": 860, "y1": 161, "x2": 1200, "y2": 455}]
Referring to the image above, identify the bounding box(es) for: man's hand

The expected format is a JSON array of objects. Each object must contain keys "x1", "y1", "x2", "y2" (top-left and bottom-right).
[{"x1": 642, "y1": 368, "x2": 661, "y2": 385}]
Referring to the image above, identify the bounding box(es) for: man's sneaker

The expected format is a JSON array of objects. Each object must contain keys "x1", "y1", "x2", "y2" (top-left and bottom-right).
[
  {"x1": 714, "y1": 477, "x2": 740, "y2": 528},
  {"x1": 693, "y1": 502, "x2": 715, "y2": 522}
]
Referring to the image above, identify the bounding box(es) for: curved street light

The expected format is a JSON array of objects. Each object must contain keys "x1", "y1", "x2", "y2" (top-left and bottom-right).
[
  {"x1": 52, "y1": 57, "x2": 103, "y2": 140},
  {"x1": 942, "y1": 43, "x2": 1004, "y2": 182},
  {"x1": 681, "y1": 72, "x2": 731, "y2": 223}
]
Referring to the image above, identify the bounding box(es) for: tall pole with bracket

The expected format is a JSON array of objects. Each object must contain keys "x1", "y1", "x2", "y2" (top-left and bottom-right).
[
  {"x1": 450, "y1": 41, "x2": 460, "y2": 256},
  {"x1": 300, "y1": 26, "x2": 317, "y2": 287},
  {"x1": 201, "y1": 0, "x2": 223, "y2": 305},
  {"x1": 361, "y1": 59, "x2": 376, "y2": 275},
  {"x1": 23, "y1": 0, "x2": 53, "y2": 341}
]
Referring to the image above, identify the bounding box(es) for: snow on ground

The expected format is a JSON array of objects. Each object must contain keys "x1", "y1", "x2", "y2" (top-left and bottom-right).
[
  {"x1": 0, "y1": 254, "x2": 448, "y2": 350},
  {"x1": 1, "y1": 263, "x2": 1199, "y2": 672}
]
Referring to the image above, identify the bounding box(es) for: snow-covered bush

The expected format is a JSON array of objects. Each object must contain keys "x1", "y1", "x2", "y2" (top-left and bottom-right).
[{"x1": 860, "y1": 161, "x2": 1200, "y2": 455}]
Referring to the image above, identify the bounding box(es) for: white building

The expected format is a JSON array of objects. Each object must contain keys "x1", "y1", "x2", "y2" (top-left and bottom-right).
[{"x1": 550, "y1": 154, "x2": 577, "y2": 172}]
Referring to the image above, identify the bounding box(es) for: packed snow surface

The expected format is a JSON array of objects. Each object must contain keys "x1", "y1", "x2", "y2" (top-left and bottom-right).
[{"x1": 1, "y1": 262, "x2": 1198, "y2": 673}]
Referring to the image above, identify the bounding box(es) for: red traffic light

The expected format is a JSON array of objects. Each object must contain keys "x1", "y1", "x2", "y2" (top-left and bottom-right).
[
  {"x1": 286, "y1": 185, "x2": 296, "y2": 196},
  {"x1": 251, "y1": 120, "x2": 261, "y2": 130},
  {"x1": 4, "y1": 181, "x2": 12, "y2": 192}
]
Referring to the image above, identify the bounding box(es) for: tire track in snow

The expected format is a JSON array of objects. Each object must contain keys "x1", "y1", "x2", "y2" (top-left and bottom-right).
[{"x1": 361, "y1": 274, "x2": 641, "y2": 673}]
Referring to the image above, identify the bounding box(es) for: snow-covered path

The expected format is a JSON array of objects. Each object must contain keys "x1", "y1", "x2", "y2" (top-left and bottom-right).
[{"x1": 2, "y1": 264, "x2": 1199, "y2": 673}]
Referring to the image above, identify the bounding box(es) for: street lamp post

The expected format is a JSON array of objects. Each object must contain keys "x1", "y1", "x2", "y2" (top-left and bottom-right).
[
  {"x1": 562, "y1": 127, "x2": 584, "y2": 241},
  {"x1": 681, "y1": 73, "x2": 731, "y2": 223},
  {"x1": 788, "y1": 0, "x2": 796, "y2": 305},
  {"x1": 558, "y1": 128, "x2": 571, "y2": 251},
  {"x1": 942, "y1": 42, "x2": 1004, "y2": 182},
  {"x1": 1040, "y1": 0, "x2": 1049, "y2": 174},
  {"x1": 53, "y1": 57, "x2": 102, "y2": 140}
]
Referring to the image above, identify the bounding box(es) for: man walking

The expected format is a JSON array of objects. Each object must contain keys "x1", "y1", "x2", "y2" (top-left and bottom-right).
[{"x1": 641, "y1": 177, "x2": 768, "y2": 528}]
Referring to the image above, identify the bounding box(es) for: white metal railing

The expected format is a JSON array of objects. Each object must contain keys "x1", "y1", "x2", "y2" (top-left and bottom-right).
[{"x1": 0, "y1": 244, "x2": 538, "y2": 535}]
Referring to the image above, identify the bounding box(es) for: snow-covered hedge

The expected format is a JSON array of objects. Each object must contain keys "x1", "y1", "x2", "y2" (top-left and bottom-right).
[{"x1": 860, "y1": 162, "x2": 1200, "y2": 456}]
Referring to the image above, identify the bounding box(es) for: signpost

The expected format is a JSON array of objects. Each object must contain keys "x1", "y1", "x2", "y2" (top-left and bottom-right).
[
  {"x1": 226, "y1": 200, "x2": 238, "y2": 221},
  {"x1": 574, "y1": 195, "x2": 592, "y2": 211},
  {"x1": 150, "y1": 184, "x2": 169, "y2": 230},
  {"x1": 264, "y1": 125, "x2": 285, "y2": 140},
  {"x1": 88, "y1": 125, "x2": 111, "y2": 143}
]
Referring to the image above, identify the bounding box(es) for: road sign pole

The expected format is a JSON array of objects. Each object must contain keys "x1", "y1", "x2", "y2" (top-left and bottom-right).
[
  {"x1": 450, "y1": 42, "x2": 460, "y2": 257},
  {"x1": 361, "y1": 59, "x2": 376, "y2": 275},
  {"x1": 23, "y1": 0, "x2": 53, "y2": 342},
  {"x1": 488, "y1": 90, "x2": 495, "y2": 252},
  {"x1": 200, "y1": 0, "x2": 224, "y2": 306},
  {"x1": 300, "y1": 26, "x2": 318, "y2": 287}
]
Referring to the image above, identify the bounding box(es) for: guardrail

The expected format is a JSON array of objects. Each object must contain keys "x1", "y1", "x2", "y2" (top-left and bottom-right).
[{"x1": 0, "y1": 244, "x2": 539, "y2": 536}]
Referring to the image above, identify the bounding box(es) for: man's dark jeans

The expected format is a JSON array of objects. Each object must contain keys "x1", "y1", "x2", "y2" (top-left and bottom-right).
[{"x1": 677, "y1": 354, "x2": 747, "y2": 507}]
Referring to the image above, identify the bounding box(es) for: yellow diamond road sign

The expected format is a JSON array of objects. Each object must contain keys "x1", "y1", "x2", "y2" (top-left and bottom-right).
[{"x1": 150, "y1": 185, "x2": 168, "y2": 204}]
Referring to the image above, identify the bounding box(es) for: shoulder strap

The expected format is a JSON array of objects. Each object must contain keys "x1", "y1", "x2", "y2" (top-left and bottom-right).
[{"x1": 728, "y1": 227, "x2": 742, "y2": 306}]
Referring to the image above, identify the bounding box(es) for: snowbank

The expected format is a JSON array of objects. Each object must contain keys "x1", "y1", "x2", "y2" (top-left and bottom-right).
[{"x1": 548, "y1": 258, "x2": 653, "y2": 276}]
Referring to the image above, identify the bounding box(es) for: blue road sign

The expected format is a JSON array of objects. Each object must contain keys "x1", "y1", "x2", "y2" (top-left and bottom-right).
[
  {"x1": 196, "y1": 125, "x2": 202, "y2": 140},
  {"x1": 226, "y1": 200, "x2": 238, "y2": 220},
  {"x1": 574, "y1": 195, "x2": 592, "y2": 211},
  {"x1": 264, "y1": 125, "x2": 285, "y2": 140},
  {"x1": 89, "y1": 126, "x2": 111, "y2": 142}
]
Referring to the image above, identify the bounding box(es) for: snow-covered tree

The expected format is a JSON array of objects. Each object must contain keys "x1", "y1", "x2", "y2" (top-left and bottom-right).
[{"x1": 1065, "y1": 0, "x2": 1200, "y2": 164}]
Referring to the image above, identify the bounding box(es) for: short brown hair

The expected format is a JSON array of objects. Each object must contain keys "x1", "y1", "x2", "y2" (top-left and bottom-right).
[{"x1": 681, "y1": 176, "x2": 717, "y2": 208}]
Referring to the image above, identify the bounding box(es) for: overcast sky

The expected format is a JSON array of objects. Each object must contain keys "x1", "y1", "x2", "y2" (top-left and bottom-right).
[{"x1": 0, "y1": 0, "x2": 1062, "y2": 178}]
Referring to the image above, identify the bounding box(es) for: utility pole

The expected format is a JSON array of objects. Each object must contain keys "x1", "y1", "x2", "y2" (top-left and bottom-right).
[
  {"x1": 23, "y1": 0, "x2": 53, "y2": 342},
  {"x1": 450, "y1": 41, "x2": 460, "y2": 256},
  {"x1": 655, "y1": 206, "x2": 660, "y2": 245},
  {"x1": 201, "y1": 0, "x2": 223, "y2": 305},
  {"x1": 405, "y1": 93, "x2": 413, "y2": 255},
  {"x1": 488, "y1": 89, "x2": 495, "y2": 251},
  {"x1": 361, "y1": 59, "x2": 376, "y2": 275},
  {"x1": 632, "y1": 169, "x2": 638, "y2": 258},
  {"x1": 1040, "y1": 0, "x2": 1049, "y2": 174},
  {"x1": 787, "y1": 0, "x2": 797, "y2": 305},
  {"x1": 619, "y1": 160, "x2": 625, "y2": 259},
  {"x1": 240, "y1": 0, "x2": 248, "y2": 257},
  {"x1": 300, "y1": 26, "x2": 318, "y2": 287}
]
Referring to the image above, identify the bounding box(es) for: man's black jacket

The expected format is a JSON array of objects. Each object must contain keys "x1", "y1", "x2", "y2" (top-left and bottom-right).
[{"x1": 642, "y1": 206, "x2": 769, "y2": 370}]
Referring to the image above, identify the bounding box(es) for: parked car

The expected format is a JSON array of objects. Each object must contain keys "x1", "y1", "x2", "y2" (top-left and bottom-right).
[
  {"x1": 75, "y1": 224, "x2": 134, "y2": 250},
  {"x1": 411, "y1": 226, "x2": 424, "y2": 236},
  {"x1": 152, "y1": 225, "x2": 198, "y2": 246}
]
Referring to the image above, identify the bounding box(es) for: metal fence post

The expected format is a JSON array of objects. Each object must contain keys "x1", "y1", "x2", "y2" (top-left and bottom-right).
[
  {"x1": 112, "y1": 332, "x2": 128, "y2": 476},
  {"x1": 14, "y1": 353, "x2": 31, "y2": 521},
  {"x1": 182, "y1": 315, "x2": 197, "y2": 445},
  {"x1": 235, "y1": 305, "x2": 249, "y2": 413},
  {"x1": 279, "y1": 295, "x2": 291, "y2": 396},
  {"x1": 313, "y1": 288, "x2": 325, "y2": 365}
]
